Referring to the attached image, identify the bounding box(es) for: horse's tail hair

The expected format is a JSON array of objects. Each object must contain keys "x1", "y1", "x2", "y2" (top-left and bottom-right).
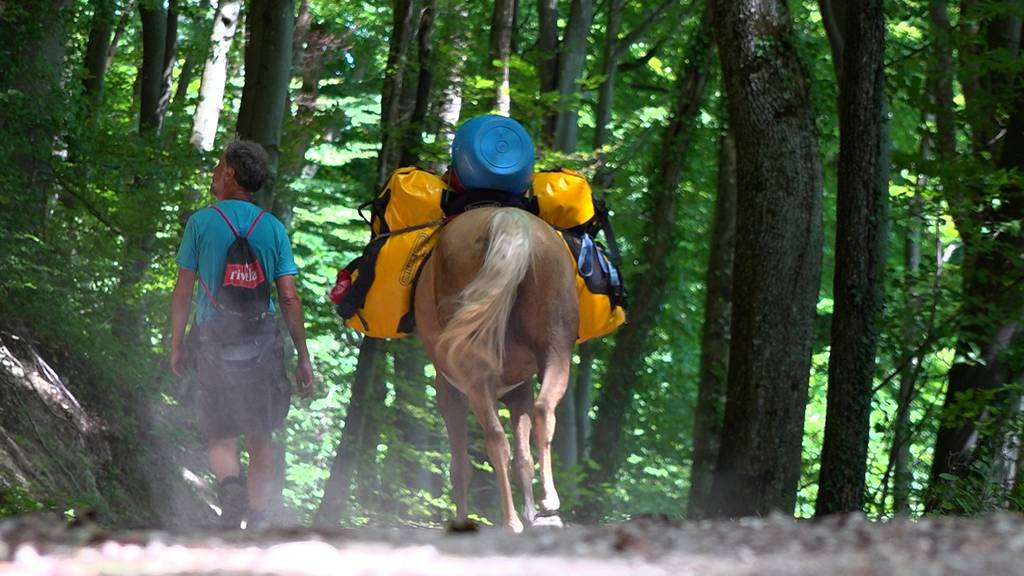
[{"x1": 437, "y1": 208, "x2": 534, "y2": 378}]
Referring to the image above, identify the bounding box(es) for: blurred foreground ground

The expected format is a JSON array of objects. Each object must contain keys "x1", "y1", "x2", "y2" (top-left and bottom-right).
[{"x1": 3, "y1": 513, "x2": 1024, "y2": 575}]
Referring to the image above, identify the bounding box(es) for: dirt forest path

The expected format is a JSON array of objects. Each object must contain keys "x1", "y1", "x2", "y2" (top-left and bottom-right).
[{"x1": 3, "y1": 513, "x2": 1024, "y2": 575}]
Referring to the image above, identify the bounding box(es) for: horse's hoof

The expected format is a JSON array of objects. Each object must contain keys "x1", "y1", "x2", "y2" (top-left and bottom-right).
[
  {"x1": 446, "y1": 519, "x2": 479, "y2": 533},
  {"x1": 532, "y1": 514, "x2": 564, "y2": 528}
]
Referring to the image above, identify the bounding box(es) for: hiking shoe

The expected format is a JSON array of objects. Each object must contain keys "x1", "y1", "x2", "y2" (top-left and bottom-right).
[{"x1": 216, "y1": 476, "x2": 248, "y2": 530}]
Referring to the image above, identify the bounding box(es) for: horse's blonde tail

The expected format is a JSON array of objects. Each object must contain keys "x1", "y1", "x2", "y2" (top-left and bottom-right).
[{"x1": 437, "y1": 208, "x2": 535, "y2": 379}]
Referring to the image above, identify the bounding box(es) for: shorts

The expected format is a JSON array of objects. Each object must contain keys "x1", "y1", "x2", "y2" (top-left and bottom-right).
[{"x1": 191, "y1": 317, "x2": 292, "y2": 439}]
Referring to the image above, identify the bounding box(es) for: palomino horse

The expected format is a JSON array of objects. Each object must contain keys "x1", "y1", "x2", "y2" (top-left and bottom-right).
[{"x1": 414, "y1": 206, "x2": 578, "y2": 532}]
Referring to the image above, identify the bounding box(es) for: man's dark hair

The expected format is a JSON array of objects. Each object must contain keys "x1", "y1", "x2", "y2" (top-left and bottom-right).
[{"x1": 224, "y1": 140, "x2": 270, "y2": 193}]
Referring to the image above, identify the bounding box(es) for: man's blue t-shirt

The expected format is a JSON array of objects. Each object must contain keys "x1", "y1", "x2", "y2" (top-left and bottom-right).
[{"x1": 176, "y1": 199, "x2": 299, "y2": 324}]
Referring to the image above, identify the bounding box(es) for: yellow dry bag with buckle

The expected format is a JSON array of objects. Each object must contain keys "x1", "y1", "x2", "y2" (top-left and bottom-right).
[
  {"x1": 531, "y1": 168, "x2": 597, "y2": 229},
  {"x1": 333, "y1": 167, "x2": 445, "y2": 339},
  {"x1": 530, "y1": 169, "x2": 627, "y2": 342}
]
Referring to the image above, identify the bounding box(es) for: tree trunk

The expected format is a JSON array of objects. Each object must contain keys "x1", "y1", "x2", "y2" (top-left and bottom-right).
[
  {"x1": 0, "y1": 0, "x2": 70, "y2": 230},
  {"x1": 705, "y1": 0, "x2": 824, "y2": 518},
  {"x1": 105, "y1": 0, "x2": 137, "y2": 72},
  {"x1": 594, "y1": 0, "x2": 625, "y2": 161},
  {"x1": 315, "y1": 338, "x2": 384, "y2": 526},
  {"x1": 959, "y1": 1, "x2": 1021, "y2": 161},
  {"x1": 584, "y1": 16, "x2": 713, "y2": 512},
  {"x1": 537, "y1": 0, "x2": 559, "y2": 145},
  {"x1": 291, "y1": 0, "x2": 312, "y2": 67},
  {"x1": 574, "y1": 341, "x2": 596, "y2": 461},
  {"x1": 490, "y1": 0, "x2": 515, "y2": 115},
  {"x1": 191, "y1": 0, "x2": 242, "y2": 152},
  {"x1": 430, "y1": 1, "x2": 468, "y2": 172},
  {"x1": 282, "y1": 22, "x2": 346, "y2": 179},
  {"x1": 400, "y1": 0, "x2": 437, "y2": 167},
  {"x1": 156, "y1": 0, "x2": 179, "y2": 124},
  {"x1": 376, "y1": 0, "x2": 418, "y2": 188},
  {"x1": 83, "y1": 0, "x2": 116, "y2": 111},
  {"x1": 553, "y1": 373, "x2": 578, "y2": 498},
  {"x1": 927, "y1": 0, "x2": 1024, "y2": 509},
  {"x1": 687, "y1": 130, "x2": 737, "y2": 520},
  {"x1": 818, "y1": 0, "x2": 847, "y2": 79},
  {"x1": 392, "y1": 339, "x2": 436, "y2": 505},
  {"x1": 892, "y1": 185, "x2": 925, "y2": 516},
  {"x1": 547, "y1": 0, "x2": 595, "y2": 495},
  {"x1": 172, "y1": 52, "x2": 197, "y2": 107},
  {"x1": 594, "y1": 0, "x2": 675, "y2": 159},
  {"x1": 552, "y1": 0, "x2": 594, "y2": 153},
  {"x1": 138, "y1": 3, "x2": 167, "y2": 134},
  {"x1": 236, "y1": 0, "x2": 294, "y2": 211},
  {"x1": 815, "y1": 0, "x2": 889, "y2": 517}
]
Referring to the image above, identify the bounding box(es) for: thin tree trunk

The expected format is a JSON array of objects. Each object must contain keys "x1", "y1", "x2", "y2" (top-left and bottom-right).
[
  {"x1": 190, "y1": 0, "x2": 242, "y2": 152},
  {"x1": 156, "y1": 0, "x2": 179, "y2": 123},
  {"x1": 138, "y1": 3, "x2": 168, "y2": 134},
  {"x1": 292, "y1": 0, "x2": 312, "y2": 67},
  {"x1": 282, "y1": 23, "x2": 346, "y2": 180},
  {"x1": 818, "y1": 0, "x2": 847, "y2": 79},
  {"x1": 431, "y1": 2, "x2": 468, "y2": 172},
  {"x1": 553, "y1": 373, "x2": 578, "y2": 499},
  {"x1": 172, "y1": 52, "x2": 197, "y2": 107},
  {"x1": 0, "y1": 0, "x2": 70, "y2": 229},
  {"x1": 687, "y1": 130, "x2": 737, "y2": 520},
  {"x1": 400, "y1": 0, "x2": 436, "y2": 167},
  {"x1": 816, "y1": 0, "x2": 889, "y2": 517},
  {"x1": 376, "y1": 0, "x2": 418, "y2": 188},
  {"x1": 392, "y1": 339, "x2": 435, "y2": 503},
  {"x1": 991, "y1": 388, "x2": 1024, "y2": 501},
  {"x1": 490, "y1": 0, "x2": 515, "y2": 115},
  {"x1": 537, "y1": 0, "x2": 559, "y2": 145},
  {"x1": 892, "y1": 189, "x2": 925, "y2": 516},
  {"x1": 594, "y1": 0, "x2": 625, "y2": 162},
  {"x1": 83, "y1": 0, "x2": 116, "y2": 111},
  {"x1": 315, "y1": 338, "x2": 383, "y2": 526},
  {"x1": 574, "y1": 342, "x2": 595, "y2": 461},
  {"x1": 105, "y1": 0, "x2": 137, "y2": 72},
  {"x1": 891, "y1": 91, "x2": 935, "y2": 515},
  {"x1": 548, "y1": 0, "x2": 595, "y2": 496},
  {"x1": 553, "y1": 0, "x2": 594, "y2": 153},
  {"x1": 236, "y1": 0, "x2": 295, "y2": 211},
  {"x1": 705, "y1": 0, "x2": 824, "y2": 518},
  {"x1": 584, "y1": 16, "x2": 713, "y2": 513}
]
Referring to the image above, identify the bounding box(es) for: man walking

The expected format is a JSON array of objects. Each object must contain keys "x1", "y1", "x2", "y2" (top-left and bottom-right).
[{"x1": 170, "y1": 140, "x2": 314, "y2": 529}]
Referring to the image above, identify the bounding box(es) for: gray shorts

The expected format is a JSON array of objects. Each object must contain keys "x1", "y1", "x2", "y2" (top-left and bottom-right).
[{"x1": 192, "y1": 318, "x2": 291, "y2": 439}]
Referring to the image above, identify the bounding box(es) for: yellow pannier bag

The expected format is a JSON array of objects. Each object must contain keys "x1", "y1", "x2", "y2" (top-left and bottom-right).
[
  {"x1": 335, "y1": 167, "x2": 446, "y2": 339},
  {"x1": 531, "y1": 168, "x2": 626, "y2": 342},
  {"x1": 371, "y1": 166, "x2": 447, "y2": 235},
  {"x1": 560, "y1": 231, "x2": 627, "y2": 343},
  {"x1": 530, "y1": 169, "x2": 596, "y2": 229}
]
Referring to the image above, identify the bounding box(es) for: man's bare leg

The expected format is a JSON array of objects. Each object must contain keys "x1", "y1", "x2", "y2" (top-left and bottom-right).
[
  {"x1": 209, "y1": 436, "x2": 246, "y2": 528},
  {"x1": 245, "y1": 431, "x2": 275, "y2": 520}
]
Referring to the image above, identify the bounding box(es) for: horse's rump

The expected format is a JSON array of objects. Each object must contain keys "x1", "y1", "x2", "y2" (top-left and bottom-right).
[{"x1": 425, "y1": 207, "x2": 577, "y2": 382}]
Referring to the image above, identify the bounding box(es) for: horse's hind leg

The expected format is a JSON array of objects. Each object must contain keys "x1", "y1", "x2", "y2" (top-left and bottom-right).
[
  {"x1": 501, "y1": 381, "x2": 537, "y2": 525},
  {"x1": 533, "y1": 353, "x2": 571, "y2": 517},
  {"x1": 466, "y1": 385, "x2": 524, "y2": 533},
  {"x1": 436, "y1": 375, "x2": 471, "y2": 524}
]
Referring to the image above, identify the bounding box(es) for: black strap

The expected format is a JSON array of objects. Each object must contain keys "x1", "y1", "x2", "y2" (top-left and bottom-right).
[
  {"x1": 442, "y1": 188, "x2": 530, "y2": 216},
  {"x1": 593, "y1": 197, "x2": 622, "y2": 268},
  {"x1": 335, "y1": 236, "x2": 388, "y2": 320}
]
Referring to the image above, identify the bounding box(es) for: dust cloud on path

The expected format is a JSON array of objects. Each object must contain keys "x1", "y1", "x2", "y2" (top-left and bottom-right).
[{"x1": 3, "y1": 513, "x2": 1024, "y2": 575}]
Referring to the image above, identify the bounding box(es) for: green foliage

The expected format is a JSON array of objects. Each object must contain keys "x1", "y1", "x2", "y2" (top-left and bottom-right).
[{"x1": 0, "y1": 487, "x2": 46, "y2": 517}]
